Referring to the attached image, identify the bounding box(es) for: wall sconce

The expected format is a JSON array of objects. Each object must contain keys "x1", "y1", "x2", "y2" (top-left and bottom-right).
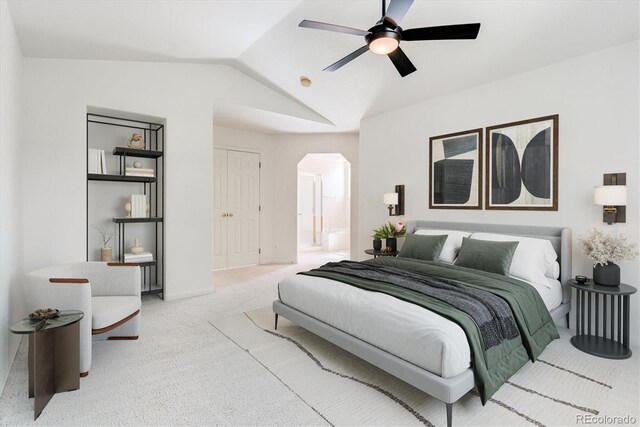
[
  {"x1": 594, "y1": 173, "x2": 626, "y2": 224},
  {"x1": 383, "y1": 185, "x2": 405, "y2": 216},
  {"x1": 383, "y1": 193, "x2": 398, "y2": 216}
]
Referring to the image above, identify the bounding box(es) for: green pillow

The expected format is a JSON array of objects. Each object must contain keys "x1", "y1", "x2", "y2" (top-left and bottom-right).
[
  {"x1": 398, "y1": 234, "x2": 447, "y2": 262},
  {"x1": 454, "y1": 237, "x2": 519, "y2": 276}
]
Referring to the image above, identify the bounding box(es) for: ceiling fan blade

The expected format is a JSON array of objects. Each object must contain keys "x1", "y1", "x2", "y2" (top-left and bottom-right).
[
  {"x1": 401, "y1": 23, "x2": 481, "y2": 41},
  {"x1": 384, "y1": 0, "x2": 414, "y2": 24},
  {"x1": 323, "y1": 45, "x2": 370, "y2": 72},
  {"x1": 299, "y1": 20, "x2": 369, "y2": 36},
  {"x1": 387, "y1": 47, "x2": 416, "y2": 77}
]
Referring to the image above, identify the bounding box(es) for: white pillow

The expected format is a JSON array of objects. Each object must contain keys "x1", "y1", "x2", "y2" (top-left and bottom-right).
[
  {"x1": 470, "y1": 232, "x2": 557, "y2": 289},
  {"x1": 545, "y1": 261, "x2": 560, "y2": 280},
  {"x1": 415, "y1": 229, "x2": 472, "y2": 263}
]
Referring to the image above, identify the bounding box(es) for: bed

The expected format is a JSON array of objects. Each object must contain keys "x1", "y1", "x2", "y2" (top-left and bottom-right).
[{"x1": 273, "y1": 221, "x2": 572, "y2": 426}]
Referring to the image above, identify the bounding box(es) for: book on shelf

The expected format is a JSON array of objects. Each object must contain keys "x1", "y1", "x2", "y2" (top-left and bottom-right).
[
  {"x1": 125, "y1": 172, "x2": 155, "y2": 177},
  {"x1": 125, "y1": 167, "x2": 155, "y2": 177},
  {"x1": 124, "y1": 252, "x2": 154, "y2": 262},
  {"x1": 100, "y1": 150, "x2": 107, "y2": 174},
  {"x1": 88, "y1": 149, "x2": 106, "y2": 174},
  {"x1": 126, "y1": 167, "x2": 154, "y2": 173},
  {"x1": 130, "y1": 194, "x2": 147, "y2": 218}
]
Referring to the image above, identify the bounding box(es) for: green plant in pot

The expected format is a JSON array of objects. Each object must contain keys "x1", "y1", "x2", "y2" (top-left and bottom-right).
[
  {"x1": 371, "y1": 229, "x2": 385, "y2": 251},
  {"x1": 578, "y1": 228, "x2": 638, "y2": 287},
  {"x1": 373, "y1": 221, "x2": 406, "y2": 252}
]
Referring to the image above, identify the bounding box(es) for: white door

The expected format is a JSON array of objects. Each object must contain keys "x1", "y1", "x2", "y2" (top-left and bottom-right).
[
  {"x1": 227, "y1": 150, "x2": 260, "y2": 268},
  {"x1": 212, "y1": 149, "x2": 228, "y2": 270}
]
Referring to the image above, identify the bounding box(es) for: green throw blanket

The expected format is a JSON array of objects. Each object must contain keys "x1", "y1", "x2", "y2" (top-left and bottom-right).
[{"x1": 299, "y1": 257, "x2": 559, "y2": 404}]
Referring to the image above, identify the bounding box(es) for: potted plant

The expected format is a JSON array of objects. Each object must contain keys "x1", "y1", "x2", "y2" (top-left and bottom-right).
[
  {"x1": 371, "y1": 229, "x2": 384, "y2": 251},
  {"x1": 373, "y1": 221, "x2": 407, "y2": 252},
  {"x1": 578, "y1": 228, "x2": 638, "y2": 287},
  {"x1": 93, "y1": 224, "x2": 115, "y2": 262}
]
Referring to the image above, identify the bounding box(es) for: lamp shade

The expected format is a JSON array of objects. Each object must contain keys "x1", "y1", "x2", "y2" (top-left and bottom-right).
[
  {"x1": 594, "y1": 185, "x2": 627, "y2": 206},
  {"x1": 383, "y1": 193, "x2": 398, "y2": 205}
]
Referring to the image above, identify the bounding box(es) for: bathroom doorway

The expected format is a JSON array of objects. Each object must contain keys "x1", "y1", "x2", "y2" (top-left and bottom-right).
[{"x1": 297, "y1": 153, "x2": 351, "y2": 263}]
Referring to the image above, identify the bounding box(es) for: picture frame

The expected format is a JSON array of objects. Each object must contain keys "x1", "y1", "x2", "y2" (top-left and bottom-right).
[
  {"x1": 485, "y1": 114, "x2": 559, "y2": 210},
  {"x1": 429, "y1": 128, "x2": 483, "y2": 209}
]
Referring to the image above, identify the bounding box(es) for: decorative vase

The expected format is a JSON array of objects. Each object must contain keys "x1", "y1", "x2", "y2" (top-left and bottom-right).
[
  {"x1": 133, "y1": 160, "x2": 143, "y2": 168},
  {"x1": 593, "y1": 262, "x2": 620, "y2": 287},
  {"x1": 373, "y1": 239, "x2": 382, "y2": 251},
  {"x1": 131, "y1": 238, "x2": 144, "y2": 255},
  {"x1": 101, "y1": 247, "x2": 112, "y2": 262},
  {"x1": 386, "y1": 237, "x2": 397, "y2": 252}
]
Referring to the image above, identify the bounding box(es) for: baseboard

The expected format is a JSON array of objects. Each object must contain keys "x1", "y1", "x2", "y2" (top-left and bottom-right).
[
  {"x1": 163, "y1": 287, "x2": 213, "y2": 301},
  {"x1": 0, "y1": 334, "x2": 21, "y2": 395}
]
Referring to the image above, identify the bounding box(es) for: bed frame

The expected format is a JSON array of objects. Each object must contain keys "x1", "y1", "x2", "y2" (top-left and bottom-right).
[{"x1": 273, "y1": 221, "x2": 572, "y2": 427}]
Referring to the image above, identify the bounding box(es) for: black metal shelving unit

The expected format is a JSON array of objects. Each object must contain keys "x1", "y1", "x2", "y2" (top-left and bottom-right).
[{"x1": 86, "y1": 113, "x2": 165, "y2": 298}]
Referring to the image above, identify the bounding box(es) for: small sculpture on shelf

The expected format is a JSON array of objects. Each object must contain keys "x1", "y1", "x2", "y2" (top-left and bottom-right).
[
  {"x1": 130, "y1": 238, "x2": 144, "y2": 255},
  {"x1": 133, "y1": 160, "x2": 143, "y2": 168},
  {"x1": 124, "y1": 202, "x2": 132, "y2": 218},
  {"x1": 127, "y1": 133, "x2": 145, "y2": 149}
]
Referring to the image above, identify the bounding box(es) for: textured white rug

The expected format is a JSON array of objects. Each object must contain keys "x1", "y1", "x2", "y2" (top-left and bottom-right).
[{"x1": 212, "y1": 307, "x2": 639, "y2": 427}]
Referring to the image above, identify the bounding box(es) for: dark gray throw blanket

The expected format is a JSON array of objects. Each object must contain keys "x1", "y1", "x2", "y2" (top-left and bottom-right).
[{"x1": 309, "y1": 260, "x2": 519, "y2": 349}]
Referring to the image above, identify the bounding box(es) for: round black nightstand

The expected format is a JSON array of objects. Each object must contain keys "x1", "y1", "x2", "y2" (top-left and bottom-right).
[
  {"x1": 568, "y1": 279, "x2": 636, "y2": 359},
  {"x1": 364, "y1": 249, "x2": 399, "y2": 258}
]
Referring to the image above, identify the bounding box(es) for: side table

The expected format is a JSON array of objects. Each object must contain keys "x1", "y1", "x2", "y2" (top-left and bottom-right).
[
  {"x1": 364, "y1": 249, "x2": 399, "y2": 258},
  {"x1": 568, "y1": 280, "x2": 636, "y2": 359},
  {"x1": 10, "y1": 310, "x2": 84, "y2": 420}
]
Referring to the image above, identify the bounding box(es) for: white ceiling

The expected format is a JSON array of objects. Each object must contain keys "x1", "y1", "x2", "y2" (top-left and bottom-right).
[{"x1": 8, "y1": 0, "x2": 639, "y2": 134}]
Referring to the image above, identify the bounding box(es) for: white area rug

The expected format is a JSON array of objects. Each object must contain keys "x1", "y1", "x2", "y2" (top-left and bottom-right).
[{"x1": 212, "y1": 307, "x2": 639, "y2": 427}]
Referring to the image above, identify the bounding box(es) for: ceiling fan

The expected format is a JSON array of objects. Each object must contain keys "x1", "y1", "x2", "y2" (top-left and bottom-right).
[{"x1": 299, "y1": 0, "x2": 481, "y2": 77}]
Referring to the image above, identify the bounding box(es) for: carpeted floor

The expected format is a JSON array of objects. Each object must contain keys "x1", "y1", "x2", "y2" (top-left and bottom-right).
[
  {"x1": 1, "y1": 253, "x2": 638, "y2": 426},
  {"x1": 213, "y1": 308, "x2": 639, "y2": 427}
]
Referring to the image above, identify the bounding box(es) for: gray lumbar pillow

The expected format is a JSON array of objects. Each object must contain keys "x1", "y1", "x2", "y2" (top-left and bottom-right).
[
  {"x1": 454, "y1": 237, "x2": 519, "y2": 276},
  {"x1": 398, "y1": 234, "x2": 447, "y2": 262}
]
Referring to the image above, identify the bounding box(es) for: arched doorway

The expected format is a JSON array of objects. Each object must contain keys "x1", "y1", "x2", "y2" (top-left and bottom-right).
[{"x1": 297, "y1": 153, "x2": 351, "y2": 263}]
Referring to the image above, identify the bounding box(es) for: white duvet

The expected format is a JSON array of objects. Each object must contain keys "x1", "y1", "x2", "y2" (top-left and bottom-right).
[{"x1": 278, "y1": 274, "x2": 562, "y2": 379}]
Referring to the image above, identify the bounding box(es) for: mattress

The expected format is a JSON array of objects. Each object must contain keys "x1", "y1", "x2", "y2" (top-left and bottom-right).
[{"x1": 278, "y1": 273, "x2": 563, "y2": 379}]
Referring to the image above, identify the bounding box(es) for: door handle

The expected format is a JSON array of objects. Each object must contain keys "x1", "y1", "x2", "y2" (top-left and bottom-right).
[
  {"x1": 228, "y1": 213, "x2": 234, "y2": 217},
  {"x1": 222, "y1": 213, "x2": 228, "y2": 217}
]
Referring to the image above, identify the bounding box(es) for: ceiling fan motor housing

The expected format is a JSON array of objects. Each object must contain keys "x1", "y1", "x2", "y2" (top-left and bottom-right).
[{"x1": 366, "y1": 25, "x2": 401, "y2": 54}]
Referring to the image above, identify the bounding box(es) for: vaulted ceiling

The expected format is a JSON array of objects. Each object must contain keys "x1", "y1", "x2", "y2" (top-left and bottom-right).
[{"x1": 8, "y1": 0, "x2": 639, "y2": 133}]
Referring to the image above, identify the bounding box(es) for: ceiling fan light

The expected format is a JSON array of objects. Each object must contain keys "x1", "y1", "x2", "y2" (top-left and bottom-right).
[{"x1": 369, "y1": 36, "x2": 399, "y2": 55}]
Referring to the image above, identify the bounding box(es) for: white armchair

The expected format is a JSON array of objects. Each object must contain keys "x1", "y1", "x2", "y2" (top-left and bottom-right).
[{"x1": 25, "y1": 262, "x2": 141, "y2": 376}]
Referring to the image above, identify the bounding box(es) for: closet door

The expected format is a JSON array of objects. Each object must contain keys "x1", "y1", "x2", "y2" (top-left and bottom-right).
[
  {"x1": 212, "y1": 149, "x2": 228, "y2": 270},
  {"x1": 227, "y1": 150, "x2": 260, "y2": 268}
]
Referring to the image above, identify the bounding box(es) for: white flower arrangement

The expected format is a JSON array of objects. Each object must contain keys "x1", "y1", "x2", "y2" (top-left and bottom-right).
[{"x1": 578, "y1": 228, "x2": 639, "y2": 267}]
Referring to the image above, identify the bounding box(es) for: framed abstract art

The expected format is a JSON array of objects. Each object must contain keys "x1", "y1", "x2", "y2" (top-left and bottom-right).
[
  {"x1": 485, "y1": 115, "x2": 558, "y2": 210},
  {"x1": 429, "y1": 128, "x2": 483, "y2": 209}
]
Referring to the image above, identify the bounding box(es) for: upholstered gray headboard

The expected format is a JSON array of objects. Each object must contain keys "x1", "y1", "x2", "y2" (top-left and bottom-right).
[{"x1": 406, "y1": 220, "x2": 572, "y2": 304}]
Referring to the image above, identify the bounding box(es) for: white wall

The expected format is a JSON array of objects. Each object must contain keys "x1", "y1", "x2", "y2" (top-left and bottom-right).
[
  {"x1": 21, "y1": 58, "x2": 328, "y2": 302},
  {"x1": 0, "y1": 0, "x2": 24, "y2": 390},
  {"x1": 359, "y1": 41, "x2": 640, "y2": 344},
  {"x1": 212, "y1": 126, "x2": 358, "y2": 264}
]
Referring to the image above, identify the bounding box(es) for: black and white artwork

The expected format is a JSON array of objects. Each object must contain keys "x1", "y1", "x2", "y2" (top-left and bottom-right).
[
  {"x1": 429, "y1": 129, "x2": 482, "y2": 209},
  {"x1": 486, "y1": 115, "x2": 558, "y2": 210}
]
